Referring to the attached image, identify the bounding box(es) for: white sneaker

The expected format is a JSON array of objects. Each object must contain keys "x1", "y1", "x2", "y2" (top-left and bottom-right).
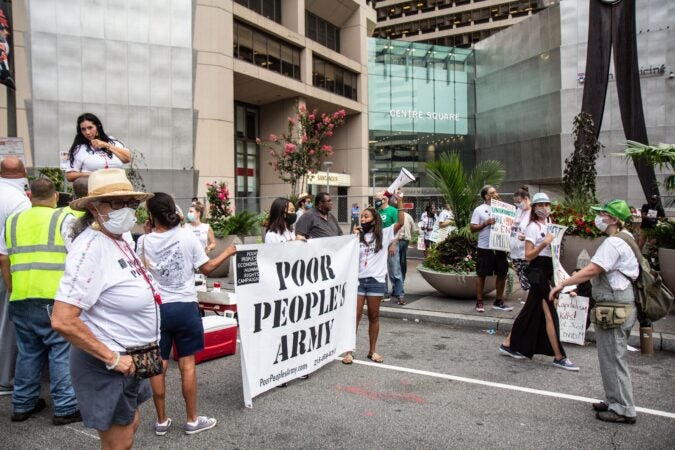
[
  {"x1": 185, "y1": 416, "x2": 217, "y2": 435},
  {"x1": 154, "y1": 418, "x2": 172, "y2": 436}
]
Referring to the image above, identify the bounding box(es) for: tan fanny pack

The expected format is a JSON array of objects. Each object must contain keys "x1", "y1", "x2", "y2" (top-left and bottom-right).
[{"x1": 590, "y1": 303, "x2": 634, "y2": 329}]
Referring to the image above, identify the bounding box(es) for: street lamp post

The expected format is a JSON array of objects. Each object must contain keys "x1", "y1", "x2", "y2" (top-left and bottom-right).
[
  {"x1": 370, "y1": 167, "x2": 379, "y2": 202},
  {"x1": 323, "y1": 161, "x2": 333, "y2": 193}
]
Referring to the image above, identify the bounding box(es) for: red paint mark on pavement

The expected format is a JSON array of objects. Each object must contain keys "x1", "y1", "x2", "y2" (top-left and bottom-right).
[
  {"x1": 365, "y1": 410, "x2": 375, "y2": 417},
  {"x1": 336, "y1": 385, "x2": 426, "y2": 404}
]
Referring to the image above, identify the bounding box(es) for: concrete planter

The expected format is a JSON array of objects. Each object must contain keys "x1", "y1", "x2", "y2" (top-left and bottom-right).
[
  {"x1": 560, "y1": 235, "x2": 606, "y2": 274},
  {"x1": 417, "y1": 265, "x2": 496, "y2": 299},
  {"x1": 658, "y1": 247, "x2": 675, "y2": 293},
  {"x1": 207, "y1": 235, "x2": 242, "y2": 278}
]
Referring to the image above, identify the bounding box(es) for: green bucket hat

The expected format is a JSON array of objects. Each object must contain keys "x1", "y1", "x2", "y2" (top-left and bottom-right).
[{"x1": 591, "y1": 199, "x2": 632, "y2": 222}]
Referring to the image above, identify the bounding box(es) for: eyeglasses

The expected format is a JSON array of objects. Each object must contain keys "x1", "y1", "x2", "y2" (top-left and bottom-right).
[{"x1": 97, "y1": 199, "x2": 141, "y2": 210}]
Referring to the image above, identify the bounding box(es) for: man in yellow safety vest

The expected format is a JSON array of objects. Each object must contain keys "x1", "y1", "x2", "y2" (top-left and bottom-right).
[{"x1": 0, "y1": 178, "x2": 81, "y2": 425}]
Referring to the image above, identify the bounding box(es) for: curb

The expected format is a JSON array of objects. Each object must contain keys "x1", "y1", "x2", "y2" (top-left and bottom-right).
[{"x1": 379, "y1": 306, "x2": 675, "y2": 353}]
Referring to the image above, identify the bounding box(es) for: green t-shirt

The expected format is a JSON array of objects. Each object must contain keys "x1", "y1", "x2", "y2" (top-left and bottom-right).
[{"x1": 379, "y1": 205, "x2": 398, "y2": 228}]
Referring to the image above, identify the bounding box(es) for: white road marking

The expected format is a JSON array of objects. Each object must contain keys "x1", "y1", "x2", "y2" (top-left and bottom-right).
[
  {"x1": 65, "y1": 425, "x2": 100, "y2": 440},
  {"x1": 336, "y1": 357, "x2": 675, "y2": 419}
]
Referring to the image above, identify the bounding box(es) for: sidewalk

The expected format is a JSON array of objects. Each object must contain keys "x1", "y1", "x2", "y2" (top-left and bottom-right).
[{"x1": 380, "y1": 258, "x2": 675, "y2": 353}]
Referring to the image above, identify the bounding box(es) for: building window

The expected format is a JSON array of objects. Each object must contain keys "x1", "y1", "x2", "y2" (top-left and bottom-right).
[
  {"x1": 235, "y1": 103, "x2": 260, "y2": 213},
  {"x1": 234, "y1": 21, "x2": 301, "y2": 80},
  {"x1": 305, "y1": 11, "x2": 340, "y2": 52},
  {"x1": 234, "y1": 0, "x2": 281, "y2": 24},
  {"x1": 312, "y1": 56, "x2": 358, "y2": 101}
]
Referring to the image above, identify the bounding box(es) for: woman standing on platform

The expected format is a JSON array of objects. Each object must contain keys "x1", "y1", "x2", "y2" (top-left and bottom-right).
[
  {"x1": 186, "y1": 202, "x2": 216, "y2": 253},
  {"x1": 499, "y1": 192, "x2": 579, "y2": 371},
  {"x1": 342, "y1": 193, "x2": 404, "y2": 365},
  {"x1": 138, "y1": 193, "x2": 235, "y2": 436},
  {"x1": 66, "y1": 113, "x2": 132, "y2": 182}
]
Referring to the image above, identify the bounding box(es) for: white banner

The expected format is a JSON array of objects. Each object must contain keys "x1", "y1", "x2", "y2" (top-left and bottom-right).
[
  {"x1": 556, "y1": 294, "x2": 589, "y2": 345},
  {"x1": 234, "y1": 235, "x2": 358, "y2": 408},
  {"x1": 489, "y1": 199, "x2": 516, "y2": 252}
]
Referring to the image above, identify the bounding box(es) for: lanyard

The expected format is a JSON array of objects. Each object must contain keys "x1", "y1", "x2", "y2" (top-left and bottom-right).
[{"x1": 111, "y1": 237, "x2": 162, "y2": 305}]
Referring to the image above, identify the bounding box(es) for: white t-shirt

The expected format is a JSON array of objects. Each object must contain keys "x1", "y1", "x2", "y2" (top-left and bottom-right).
[
  {"x1": 470, "y1": 204, "x2": 492, "y2": 249},
  {"x1": 55, "y1": 228, "x2": 160, "y2": 352},
  {"x1": 188, "y1": 222, "x2": 211, "y2": 249},
  {"x1": 418, "y1": 212, "x2": 435, "y2": 241},
  {"x1": 66, "y1": 138, "x2": 126, "y2": 173},
  {"x1": 265, "y1": 229, "x2": 296, "y2": 243},
  {"x1": 437, "y1": 208, "x2": 454, "y2": 224},
  {"x1": 591, "y1": 230, "x2": 639, "y2": 291},
  {"x1": 509, "y1": 208, "x2": 531, "y2": 260},
  {"x1": 525, "y1": 221, "x2": 552, "y2": 258},
  {"x1": 358, "y1": 225, "x2": 395, "y2": 282},
  {"x1": 136, "y1": 227, "x2": 209, "y2": 304}
]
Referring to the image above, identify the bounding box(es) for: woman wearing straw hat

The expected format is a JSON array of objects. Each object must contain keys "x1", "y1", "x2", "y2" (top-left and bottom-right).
[
  {"x1": 51, "y1": 168, "x2": 158, "y2": 448},
  {"x1": 499, "y1": 192, "x2": 579, "y2": 372}
]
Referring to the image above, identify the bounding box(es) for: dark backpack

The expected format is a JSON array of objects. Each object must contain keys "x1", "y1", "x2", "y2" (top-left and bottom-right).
[{"x1": 615, "y1": 233, "x2": 674, "y2": 322}]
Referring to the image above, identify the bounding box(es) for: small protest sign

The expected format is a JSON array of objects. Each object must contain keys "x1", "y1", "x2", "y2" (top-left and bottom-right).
[
  {"x1": 556, "y1": 294, "x2": 589, "y2": 345},
  {"x1": 488, "y1": 199, "x2": 516, "y2": 252}
]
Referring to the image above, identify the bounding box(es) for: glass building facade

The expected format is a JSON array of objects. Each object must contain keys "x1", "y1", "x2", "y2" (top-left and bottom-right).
[{"x1": 368, "y1": 38, "x2": 475, "y2": 188}]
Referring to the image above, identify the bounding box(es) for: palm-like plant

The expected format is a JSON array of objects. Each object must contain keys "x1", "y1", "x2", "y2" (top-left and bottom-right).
[
  {"x1": 622, "y1": 141, "x2": 675, "y2": 193},
  {"x1": 426, "y1": 152, "x2": 505, "y2": 237}
]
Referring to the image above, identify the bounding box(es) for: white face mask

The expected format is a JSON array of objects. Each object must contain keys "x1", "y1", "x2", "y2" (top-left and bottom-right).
[
  {"x1": 514, "y1": 202, "x2": 522, "y2": 209},
  {"x1": 535, "y1": 206, "x2": 550, "y2": 219},
  {"x1": 594, "y1": 215, "x2": 609, "y2": 232},
  {"x1": 101, "y1": 207, "x2": 137, "y2": 234}
]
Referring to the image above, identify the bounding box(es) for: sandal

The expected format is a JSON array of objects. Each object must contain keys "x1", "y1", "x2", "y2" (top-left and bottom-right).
[
  {"x1": 341, "y1": 353, "x2": 353, "y2": 365},
  {"x1": 592, "y1": 401, "x2": 609, "y2": 412},
  {"x1": 367, "y1": 352, "x2": 384, "y2": 363}
]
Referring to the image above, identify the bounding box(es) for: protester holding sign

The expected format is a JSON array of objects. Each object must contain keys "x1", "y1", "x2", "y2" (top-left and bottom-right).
[
  {"x1": 510, "y1": 187, "x2": 531, "y2": 293},
  {"x1": 550, "y1": 199, "x2": 638, "y2": 424},
  {"x1": 499, "y1": 192, "x2": 579, "y2": 372},
  {"x1": 342, "y1": 194, "x2": 404, "y2": 365},
  {"x1": 470, "y1": 186, "x2": 512, "y2": 312},
  {"x1": 65, "y1": 113, "x2": 132, "y2": 182},
  {"x1": 139, "y1": 193, "x2": 236, "y2": 436}
]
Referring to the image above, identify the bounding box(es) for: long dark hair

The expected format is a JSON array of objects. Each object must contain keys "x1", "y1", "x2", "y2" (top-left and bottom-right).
[
  {"x1": 514, "y1": 185, "x2": 529, "y2": 199},
  {"x1": 360, "y1": 207, "x2": 383, "y2": 253},
  {"x1": 146, "y1": 193, "x2": 181, "y2": 229},
  {"x1": 71, "y1": 210, "x2": 96, "y2": 241},
  {"x1": 266, "y1": 197, "x2": 292, "y2": 235},
  {"x1": 68, "y1": 113, "x2": 114, "y2": 165}
]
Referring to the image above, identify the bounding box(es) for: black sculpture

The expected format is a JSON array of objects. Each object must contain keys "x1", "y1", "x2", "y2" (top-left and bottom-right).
[{"x1": 580, "y1": 0, "x2": 658, "y2": 199}]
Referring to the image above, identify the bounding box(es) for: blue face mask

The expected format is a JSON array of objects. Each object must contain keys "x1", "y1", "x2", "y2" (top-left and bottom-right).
[
  {"x1": 306, "y1": 202, "x2": 312, "y2": 209},
  {"x1": 374, "y1": 200, "x2": 383, "y2": 208},
  {"x1": 186, "y1": 212, "x2": 195, "y2": 223}
]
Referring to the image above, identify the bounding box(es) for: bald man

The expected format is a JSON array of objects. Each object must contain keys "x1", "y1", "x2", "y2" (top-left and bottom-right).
[{"x1": 0, "y1": 157, "x2": 31, "y2": 396}]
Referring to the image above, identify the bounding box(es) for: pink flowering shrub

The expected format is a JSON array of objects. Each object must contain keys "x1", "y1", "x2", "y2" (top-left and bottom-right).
[
  {"x1": 258, "y1": 104, "x2": 347, "y2": 196},
  {"x1": 205, "y1": 181, "x2": 232, "y2": 237}
]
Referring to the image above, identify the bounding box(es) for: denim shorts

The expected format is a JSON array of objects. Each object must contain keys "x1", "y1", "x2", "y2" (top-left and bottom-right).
[
  {"x1": 159, "y1": 302, "x2": 204, "y2": 359},
  {"x1": 357, "y1": 277, "x2": 386, "y2": 297}
]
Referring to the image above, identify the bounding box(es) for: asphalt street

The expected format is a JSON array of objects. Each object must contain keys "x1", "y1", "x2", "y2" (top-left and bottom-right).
[{"x1": 1, "y1": 317, "x2": 674, "y2": 449}]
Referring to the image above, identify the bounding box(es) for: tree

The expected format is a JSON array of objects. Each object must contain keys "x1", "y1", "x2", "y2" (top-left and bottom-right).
[
  {"x1": 563, "y1": 112, "x2": 602, "y2": 207},
  {"x1": 258, "y1": 104, "x2": 346, "y2": 197}
]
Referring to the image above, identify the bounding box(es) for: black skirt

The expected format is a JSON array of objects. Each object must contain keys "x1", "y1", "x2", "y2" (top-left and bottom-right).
[{"x1": 510, "y1": 256, "x2": 566, "y2": 359}]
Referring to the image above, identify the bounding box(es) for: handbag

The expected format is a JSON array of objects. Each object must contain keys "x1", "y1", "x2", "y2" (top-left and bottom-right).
[
  {"x1": 126, "y1": 342, "x2": 163, "y2": 379},
  {"x1": 589, "y1": 302, "x2": 634, "y2": 329}
]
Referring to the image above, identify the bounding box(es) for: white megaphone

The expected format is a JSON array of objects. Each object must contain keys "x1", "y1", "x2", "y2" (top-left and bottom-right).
[{"x1": 383, "y1": 168, "x2": 416, "y2": 198}]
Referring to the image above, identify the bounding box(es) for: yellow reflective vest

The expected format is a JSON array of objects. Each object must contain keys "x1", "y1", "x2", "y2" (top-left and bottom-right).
[
  {"x1": 5, "y1": 206, "x2": 69, "y2": 302},
  {"x1": 60, "y1": 205, "x2": 85, "y2": 219}
]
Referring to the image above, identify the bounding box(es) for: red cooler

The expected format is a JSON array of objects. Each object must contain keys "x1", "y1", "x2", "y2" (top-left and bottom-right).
[{"x1": 173, "y1": 313, "x2": 238, "y2": 364}]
